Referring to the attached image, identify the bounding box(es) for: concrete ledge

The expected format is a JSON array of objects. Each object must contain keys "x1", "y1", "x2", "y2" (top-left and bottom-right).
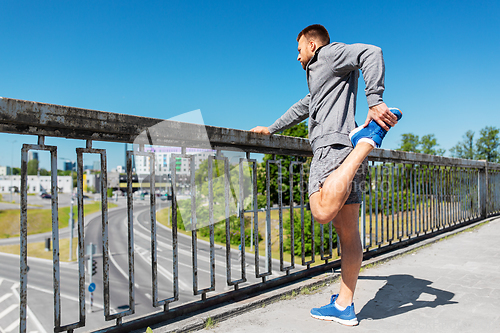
[{"x1": 130, "y1": 216, "x2": 497, "y2": 333}]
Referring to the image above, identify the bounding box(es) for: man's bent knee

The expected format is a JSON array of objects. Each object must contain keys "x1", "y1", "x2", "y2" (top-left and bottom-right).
[{"x1": 309, "y1": 193, "x2": 340, "y2": 224}]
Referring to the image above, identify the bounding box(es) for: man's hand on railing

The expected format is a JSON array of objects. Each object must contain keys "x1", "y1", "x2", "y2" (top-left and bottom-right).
[{"x1": 250, "y1": 126, "x2": 271, "y2": 135}]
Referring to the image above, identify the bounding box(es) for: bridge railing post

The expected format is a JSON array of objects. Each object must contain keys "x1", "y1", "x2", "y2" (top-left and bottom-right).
[{"x1": 478, "y1": 160, "x2": 488, "y2": 218}]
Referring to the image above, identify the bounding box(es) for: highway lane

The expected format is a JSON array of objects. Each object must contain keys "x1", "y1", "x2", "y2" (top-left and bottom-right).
[{"x1": 0, "y1": 196, "x2": 292, "y2": 332}]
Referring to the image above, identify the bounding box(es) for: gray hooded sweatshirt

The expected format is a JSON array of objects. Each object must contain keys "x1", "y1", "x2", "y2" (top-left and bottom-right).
[{"x1": 268, "y1": 42, "x2": 385, "y2": 152}]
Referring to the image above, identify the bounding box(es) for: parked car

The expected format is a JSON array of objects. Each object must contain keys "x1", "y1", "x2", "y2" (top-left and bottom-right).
[{"x1": 41, "y1": 193, "x2": 52, "y2": 199}]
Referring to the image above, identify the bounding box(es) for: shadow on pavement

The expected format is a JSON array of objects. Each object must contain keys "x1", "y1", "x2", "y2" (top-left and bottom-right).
[{"x1": 357, "y1": 274, "x2": 457, "y2": 322}]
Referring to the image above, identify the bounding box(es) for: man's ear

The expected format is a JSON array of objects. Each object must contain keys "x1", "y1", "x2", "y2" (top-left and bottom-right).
[{"x1": 309, "y1": 40, "x2": 317, "y2": 53}]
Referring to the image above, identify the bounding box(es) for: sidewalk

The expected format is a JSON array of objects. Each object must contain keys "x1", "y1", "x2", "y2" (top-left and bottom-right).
[{"x1": 159, "y1": 217, "x2": 500, "y2": 333}]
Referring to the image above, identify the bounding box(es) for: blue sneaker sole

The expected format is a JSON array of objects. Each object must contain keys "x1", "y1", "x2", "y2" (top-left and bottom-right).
[
  {"x1": 349, "y1": 107, "x2": 402, "y2": 148},
  {"x1": 310, "y1": 312, "x2": 359, "y2": 326}
]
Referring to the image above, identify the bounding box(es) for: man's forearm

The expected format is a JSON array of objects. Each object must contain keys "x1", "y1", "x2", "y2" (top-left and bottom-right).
[{"x1": 268, "y1": 94, "x2": 310, "y2": 134}]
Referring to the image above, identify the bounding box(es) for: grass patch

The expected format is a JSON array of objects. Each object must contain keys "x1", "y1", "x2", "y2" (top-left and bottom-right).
[
  {"x1": 0, "y1": 237, "x2": 79, "y2": 262},
  {"x1": 0, "y1": 202, "x2": 117, "y2": 239},
  {"x1": 300, "y1": 282, "x2": 326, "y2": 295},
  {"x1": 204, "y1": 317, "x2": 217, "y2": 330},
  {"x1": 280, "y1": 290, "x2": 298, "y2": 301}
]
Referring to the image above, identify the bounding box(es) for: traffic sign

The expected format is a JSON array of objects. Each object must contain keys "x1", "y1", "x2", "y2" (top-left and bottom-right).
[
  {"x1": 86, "y1": 244, "x2": 96, "y2": 255},
  {"x1": 88, "y1": 282, "x2": 96, "y2": 293}
]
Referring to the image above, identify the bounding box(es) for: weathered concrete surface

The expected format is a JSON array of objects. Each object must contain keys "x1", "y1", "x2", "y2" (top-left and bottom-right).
[
  {"x1": 207, "y1": 218, "x2": 500, "y2": 333},
  {"x1": 146, "y1": 217, "x2": 500, "y2": 333}
]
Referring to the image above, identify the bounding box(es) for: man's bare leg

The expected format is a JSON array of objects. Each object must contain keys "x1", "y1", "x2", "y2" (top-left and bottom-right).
[
  {"x1": 310, "y1": 142, "x2": 373, "y2": 224},
  {"x1": 333, "y1": 203, "x2": 363, "y2": 308}
]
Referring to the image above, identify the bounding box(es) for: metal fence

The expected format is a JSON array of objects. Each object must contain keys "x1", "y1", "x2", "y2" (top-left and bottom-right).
[{"x1": 1, "y1": 97, "x2": 499, "y2": 333}]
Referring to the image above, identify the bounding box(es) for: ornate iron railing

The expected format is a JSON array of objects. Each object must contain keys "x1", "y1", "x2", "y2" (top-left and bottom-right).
[{"x1": 0, "y1": 97, "x2": 499, "y2": 332}]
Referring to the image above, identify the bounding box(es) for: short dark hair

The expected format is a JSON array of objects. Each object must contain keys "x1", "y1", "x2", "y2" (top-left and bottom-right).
[{"x1": 297, "y1": 24, "x2": 330, "y2": 45}]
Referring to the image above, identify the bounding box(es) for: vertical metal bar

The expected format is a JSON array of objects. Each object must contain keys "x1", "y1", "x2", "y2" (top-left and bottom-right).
[
  {"x1": 171, "y1": 155, "x2": 179, "y2": 303},
  {"x1": 452, "y1": 167, "x2": 456, "y2": 225},
  {"x1": 396, "y1": 165, "x2": 401, "y2": 240},
  {"x1": 100, "y1": 150, "x2": 111, "y2": 319},
  {"x1": 374, "y1": 165, "x2": 379, "y2": 245},
  {"x1": 432, "y1": 166, "x2": 436, "y2": 229},
  {"x1": 289, "y1": 161, "x2": 296, "y2": 266},
  {"x1": 149, "y1": 153, "x2": 160, "y2": 305},
  {"x1": 288, "y1": 161, "x2": 303, "y2": 268},
  {"x1": 265, "y1": 160, "x2": 272, "y2": 273},
  {"x1": 410, "y1": 164, "x2": 414, "y2": 236},
  {"x1": 416, "y1": 165, "x2": 421, "y2": 235},
  {"x1": 380, "y1": 164, "x2": 385, "y2": 244},
  {"x1": 368, "y1": 162, "x2": 373, "y2": 248},
  {"x1": 237, "y1": 158, "x2": 247, "y2": 281},
  {"x1": 425, "y1": 166, "x2": 429, "y2": 233},
  {"x1": 276, "y1": 159, "x2": 285, "y2": 271},
  {"x1": 225, "y1": 156, "x2": 232, "y2": 281},
  {"x1": 460, "y1": 168, "x2": 464, "y2": 222},
  {"x1": 446, "y1": 167, "x2": 450, "y2": 226},
  {"x1": 259, "y1": 159, "x2": 274, "y2": 276},
  {"x1": 19, "y1": 146, "x2": 28, "y2": 333},
  {"x1": 252, "y1": 157, "x2": 259, "y2": 277},
  {"x1": 126, "y1": 151, "x2": 135, "y2": 314},
  {"x1": 385, "y1": 164, "x2": 389, "y2": 243},
  {"x1": 50, "y1": 147, "x2": 61, "y2": 329},
  {"x1": 77, "y1": 149, "x2": 86, "y2": 324},
  {"x1": 361, "y1": 190, "x2": 366, "y2": 250},
  {"x1": 390, "y1": 164, "x2": 395, "y2": 243},
  {"x1": 209, "y1": 158, "x2": 216, "y2": 289},
  {"x1": 405, "y1": 165, "x2": 410, "y2": 238}
]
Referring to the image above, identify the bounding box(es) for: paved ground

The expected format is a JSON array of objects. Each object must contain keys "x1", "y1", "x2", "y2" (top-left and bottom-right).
[{"x1": 192, "y1": 217, "x2": 500, "y2": 333}]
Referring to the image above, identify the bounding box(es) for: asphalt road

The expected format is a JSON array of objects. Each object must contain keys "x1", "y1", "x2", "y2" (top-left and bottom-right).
[{"x1": 0, "y1": 195, "x2": 288, "y2": 332}]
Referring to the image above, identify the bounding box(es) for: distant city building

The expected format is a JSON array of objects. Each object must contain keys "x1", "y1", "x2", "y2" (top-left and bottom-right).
[
  {"x1": 83, "y1": 170, "x2": 98, "y2": 193},
  {"x1": 0, "y1": 166, "x2": 11, "y2": 176},
  {"x1": 0, "y1": 175, "x2": 72, "y2": 194},
  {"x1": 28, "y1": 151, "x2": 39, "y2": 161},
  {"x1": 64, "y1": 161, "x2": 76, "y2": 172},
  {"x1": 134, "y1": 147, "x2": 216, "y2": 176}
]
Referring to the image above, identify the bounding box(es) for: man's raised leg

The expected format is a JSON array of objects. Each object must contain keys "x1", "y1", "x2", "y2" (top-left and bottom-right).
[{"x1": 309, "y1": 142, "x2": 373, "y2": 224}]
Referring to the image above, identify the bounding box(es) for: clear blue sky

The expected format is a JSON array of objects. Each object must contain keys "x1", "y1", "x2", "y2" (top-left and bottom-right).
[{"x1": 1, "y1": 0, "x2": 499, "y2": 170}]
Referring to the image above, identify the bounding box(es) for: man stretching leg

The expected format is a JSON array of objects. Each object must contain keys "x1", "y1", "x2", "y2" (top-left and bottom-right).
[{"x1": 251, "y1": 24, "x2": 402, "y2": 326}]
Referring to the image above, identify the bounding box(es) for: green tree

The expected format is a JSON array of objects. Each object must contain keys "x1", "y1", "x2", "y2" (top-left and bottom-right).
[
  {"x1": 12, "y1": 167, "x2": 21, "y2": 175},
  {"x1": 258, "y1": 121, "x2": 310, "y2": 207},
  {"x1": 420, "y1": 134, "x2": 445, "y2": 156},
  {"x1": 39, "y1": 168, "x2": 50, "y2": 176},
  {"x1": 450, "y1": 130, "x2": 475, "y2": 159},
  {"x1": 398, "y1": 133, "x2": 420, "y2": 153},
  {"x1": 476, "y1": 126, "x2": 500, "y2": 162},
  {"x1": 284, "y1": 210, "x2": 337, "y2": 256},
  {"x1": 27, "y1": 159, "x2": 39, "y2": 175}
]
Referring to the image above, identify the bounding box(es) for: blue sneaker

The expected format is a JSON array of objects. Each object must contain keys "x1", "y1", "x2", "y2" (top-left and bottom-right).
[
  {"x1": 310, "y1": 298, "x2": 358, "y2": 326},
  {"x1": 349, "y1": 107, "x2": 402, "y2": 148}
]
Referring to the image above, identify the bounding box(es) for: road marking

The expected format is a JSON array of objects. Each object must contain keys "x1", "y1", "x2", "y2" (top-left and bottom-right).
[
  {"x1": 134, "y1": 243, "x2": 191, "y2": 291},
  {"x1": 0, "y1": 304, "x2": 17, "y2": 320},
  {"x1": 0, "y1": 293, "x2": 12, "y2": 304},
  {"x1": 11, "y1": 283, "x2": 48, "y2": 333},
  {"x1": 108, "y1": 248, "x2": 140, "y2": 290},
  {"x1": 4, "y1": 319, "x2": 18, "y2": 332}
]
